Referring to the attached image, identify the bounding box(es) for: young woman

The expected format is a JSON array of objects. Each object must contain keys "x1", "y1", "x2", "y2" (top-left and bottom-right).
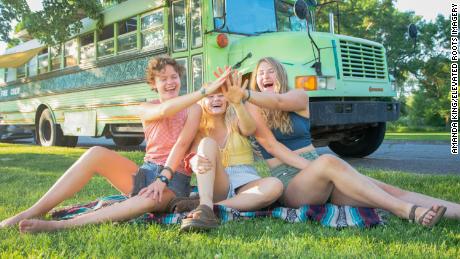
[
  {"x1": 178, "y1": 71, "x2": 283, "y2": 232},
  {"x1": 0, "y1": 56, "x2": 230, "y2": 233},
  {"x1": 239, "y1": 57, "x2": 456, "y2": 227}
]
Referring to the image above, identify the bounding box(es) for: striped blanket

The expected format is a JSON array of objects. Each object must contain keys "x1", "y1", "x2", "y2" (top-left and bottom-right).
[{"x1": 50, "y1": 195, "x2": 385, "y2": 228}]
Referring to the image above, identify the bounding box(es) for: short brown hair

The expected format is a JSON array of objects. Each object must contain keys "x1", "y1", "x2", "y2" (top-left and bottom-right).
[{"x1": 145, "y1": 56, "x2": 185, "y2": 91}]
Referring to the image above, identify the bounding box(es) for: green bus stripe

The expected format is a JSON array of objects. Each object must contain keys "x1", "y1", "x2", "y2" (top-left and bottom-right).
[{"x1": 331, "y1": 40, "x2": 340, "y2": 79}]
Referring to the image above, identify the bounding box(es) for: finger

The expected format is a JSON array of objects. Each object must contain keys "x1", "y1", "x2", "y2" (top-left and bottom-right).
[
  {"x1": 213, "y1": 70, "x2": 220, "y2": 78},
  {"x1": 158, "y1": 189, "x2": 163, "y2": 203},
  {"x1": 242, "y1": 79, "x2": 249, "y2": 90},
  {"x1": 237, "y1": 72, "x2": 242, "y2": 87},
  {"x1": 218, "y1": 66, "x2": 224, "y2": 74},
  {"x1": 152, "y1": 189, "x2": 158, "y2": 201}
]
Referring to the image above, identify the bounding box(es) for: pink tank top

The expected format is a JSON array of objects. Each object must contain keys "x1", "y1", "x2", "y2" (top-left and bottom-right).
[{"x1": 143, "y1": 100, "x2": 189, "y2": 175}]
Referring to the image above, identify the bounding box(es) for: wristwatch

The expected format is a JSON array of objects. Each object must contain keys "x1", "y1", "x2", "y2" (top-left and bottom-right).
[{"x1": 156, "y1": 175, "x2": 170, "y2": 185}]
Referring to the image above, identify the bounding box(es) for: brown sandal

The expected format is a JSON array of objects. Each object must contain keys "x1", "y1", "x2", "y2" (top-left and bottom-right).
[
  {"x1": 409, "y1": 205, "x2": 447, "y2": 227},
  {"x1": 180, "y1": 204, "x2": 219, "y2": 232}
]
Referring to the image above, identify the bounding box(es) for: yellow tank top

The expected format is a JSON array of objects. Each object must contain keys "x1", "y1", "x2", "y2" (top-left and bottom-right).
[{"x1": 220, "y1": 131, "x2": 254, "y2": 167}]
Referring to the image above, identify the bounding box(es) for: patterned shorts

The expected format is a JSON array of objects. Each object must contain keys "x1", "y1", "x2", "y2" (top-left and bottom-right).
[{"x1": 270, "y1": 150, "x2": 319, "y2": 190}]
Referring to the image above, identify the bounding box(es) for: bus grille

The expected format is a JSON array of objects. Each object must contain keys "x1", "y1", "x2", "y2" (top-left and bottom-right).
[{"x1": 339, "y1": 40, "x2": 386, "y2": 80}]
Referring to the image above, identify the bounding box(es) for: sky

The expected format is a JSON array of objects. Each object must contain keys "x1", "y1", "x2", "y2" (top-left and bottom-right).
[{"x1": 0, "y1": 0, "x2": 453, "y2": 53}]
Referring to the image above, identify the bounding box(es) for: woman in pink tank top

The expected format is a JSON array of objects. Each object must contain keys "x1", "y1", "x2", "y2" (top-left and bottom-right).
[{"x1": 1, "y1": 56, "x2": 231, "y2": 233}]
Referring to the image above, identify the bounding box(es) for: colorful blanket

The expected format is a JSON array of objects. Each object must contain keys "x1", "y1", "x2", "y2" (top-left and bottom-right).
[{"x1": 50, "y1": 195, "x2": 385, "y2": 228}]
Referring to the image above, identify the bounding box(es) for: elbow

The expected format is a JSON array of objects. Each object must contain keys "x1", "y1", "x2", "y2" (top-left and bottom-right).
[{"x1": 241, "y1": 125, "x2": 256, "y2": 137}]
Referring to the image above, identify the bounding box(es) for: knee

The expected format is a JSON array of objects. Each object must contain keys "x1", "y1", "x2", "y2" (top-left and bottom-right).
[
  {"x1": 261, "y1": 177, "x2": 284, "y2": 202},
  {"x1": 197, "y1": 137, "x2": 218, "y2": 154},
  {"x1": 315, "y1": 154, "x2": 347, "y2": 171},
  {"x1": 85, "y1": 146, "x2": 110, "y2": 158}
]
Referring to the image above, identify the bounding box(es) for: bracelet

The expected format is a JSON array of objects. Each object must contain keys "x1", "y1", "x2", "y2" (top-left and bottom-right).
[
  {"x1": 163, "y1": 166, "x2": 175, "y2": 178},
  {"x1": 243, "y1": 89, "x2": 251, "y2": 103},
  {"x1": 200, "y1": 87, "x2": 206, "y2": 96}
]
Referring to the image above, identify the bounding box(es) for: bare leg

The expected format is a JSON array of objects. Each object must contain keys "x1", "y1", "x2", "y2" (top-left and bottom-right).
[
  {"x1": 1, "y1": 146, "x2": 138, "y2": 228},
  {"x1": 217, "y1": 177, "x2": 283, "y2": 211},
  {"x1": 193, "y1": 138, "x2": 230, "y2": 208},
  {"x1": 283, "y1": 154, "x2": 441, "y2": 225},
  {"x1": 369, "y1": 177, "x2": 460, "y2": 219},
  {"x1": 19, "y1": 189, "x2": 175, "y2": 234}
]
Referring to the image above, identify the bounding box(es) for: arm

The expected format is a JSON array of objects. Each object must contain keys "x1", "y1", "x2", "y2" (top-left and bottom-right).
[
  {"x1": 222, "y1": 72, "x2": 256, "y2": 136},
  {"x1": 247, "y1": 103, "x2": 311, "y2": 169},
  {"x1": 244, "y1": 89, "x2": 308, "y2": 112},
  {"x1": 139, "y1": 68, "x2": 230, "y2": 122},
  {"x1": 138, "y1": 104, "x2": 202, "y2": 201}
]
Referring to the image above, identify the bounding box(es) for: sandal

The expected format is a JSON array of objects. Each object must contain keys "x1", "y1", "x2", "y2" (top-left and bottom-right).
[
  {"x1": 165, "y1": 196, "x2": 200, "y2": 213},
  {"x1": 180, "y1": 204, "x2": 219, "y2": 232},
  {"x1": 409, "y1": 205, "x2": 447, "y2": 227}
]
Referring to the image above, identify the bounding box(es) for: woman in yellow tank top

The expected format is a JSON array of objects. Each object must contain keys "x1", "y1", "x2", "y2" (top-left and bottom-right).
[{"x1": 179, "y1": 70, "x2": 283, "y2": 232}]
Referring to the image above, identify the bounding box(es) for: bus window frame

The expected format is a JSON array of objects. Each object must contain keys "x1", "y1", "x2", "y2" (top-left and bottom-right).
[
  {"x1": 117, "y1": 16, "x2": 138, "y2": 54},
  {"x1": 80, "y1": 32, "x2": 96, "y2": 62},
  {"x1": 172, "y1": 0, "x2": 188, "y2": 52},
  {"x1": 190, "y1": 0, "x2": 203, "y2": 49},
  {"x1": 140, "y1": 9, "x2": 165, "y2": 51},
  {"x1": 97, "y1": 24, "x2": 116, "y2": 59}
]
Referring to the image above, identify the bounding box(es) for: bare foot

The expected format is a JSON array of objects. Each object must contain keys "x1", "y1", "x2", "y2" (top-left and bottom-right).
[
  {"x1": 0, "y1": 213, "x2": 29, "y2": 229},
  {"x1": 414, "y1": 205, "x2": 445, "y2": 227},
  {"x1": 19, "y1": 219, "x2": 61, "y2": 234}
]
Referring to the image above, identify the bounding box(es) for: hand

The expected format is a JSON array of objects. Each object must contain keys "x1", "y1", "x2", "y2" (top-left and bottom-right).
[
  {"x1": 190, "y1": 154, "x2": 212, "y2": 174},
  {"x1": 205, "y1": 66, "x2": 231, "y2": 94},
  {"x1": 138, "y1": 178, "x2": 167, "y2": 202},
  {"x1": 222, "y1": 70, "x2": 249, "y2": 104}
]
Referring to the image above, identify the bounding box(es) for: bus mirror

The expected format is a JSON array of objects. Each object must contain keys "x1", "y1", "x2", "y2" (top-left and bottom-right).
[
  {"x1": 294, "y1": 0, "x2": 308, "y2": 20},
  {"x1": 408, "y1": 24, "x2": 418, "y2": 39},
  {"x1": 213, "y1": 0, "x2": 225, "y2": 18}
]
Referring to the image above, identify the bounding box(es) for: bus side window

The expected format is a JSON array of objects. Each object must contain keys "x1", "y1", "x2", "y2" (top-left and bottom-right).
[
  {"x1": 80, "y1": 33, "x2": 95, "y2": 62},
  {"x1": 50, "y1": 45, "x2": 62, "y2": 71},
  {"x1": 176, "y1": 57, "x2": 188, "y2": 95},
  {"x1": 28, "y1": 55, "x2": 38, "y2": 77},
  {"x1": 38, "y1": 48, "x2": 49, "y2": 74},
  {"x1": 65, "y1": 39, "x2": 78, "y2": 67},
  {"x1": 191, "y1": 0, "x2": 202, "y2": 48},
  {"x1": 141, "y1": 10, "x2": 164, "y2": 50},
  {"x1": 98, "y1": 25, "x2": 115, "y2": 58},
  {"x1": 192, "y1": 55, "x2": 203, "y2": 92},
  {"x1": 172, "y1": 0, "x2": 187, "y2": 51},
  {"x1": 17, "y1": 65, "x2": 26, "y2": 79},
  {"x1": 118, "y1": 16, "x2": 138, "y2": 52}
]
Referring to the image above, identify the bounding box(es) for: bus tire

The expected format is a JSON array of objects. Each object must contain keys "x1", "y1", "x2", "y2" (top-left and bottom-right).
[
  {"x1": 328, "y1": 122, "x2": 386, "y2": 158},
  {"x1": 37, "y1": 109, "x2": 66, "y2": 147},
  {"x1": 113, "y1": 136, "x2": 144, "y2": 147}
]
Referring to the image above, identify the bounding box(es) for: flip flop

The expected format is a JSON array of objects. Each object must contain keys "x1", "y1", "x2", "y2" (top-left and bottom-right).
[
  {"x1": 180, "y1": 204, "x2": 219, "y2": 232},
  {"x1": 409, "y1": 205, "x2": 447, "y2": 227}
]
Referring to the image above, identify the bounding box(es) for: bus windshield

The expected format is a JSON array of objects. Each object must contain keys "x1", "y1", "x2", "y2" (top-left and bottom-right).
[{"x1": 215, "y1": 0, "x2": 307, "y2": 35}]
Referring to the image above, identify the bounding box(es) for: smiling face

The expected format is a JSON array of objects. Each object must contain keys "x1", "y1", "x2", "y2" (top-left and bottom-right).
[
  {"x1": 256, "y1": 61, "x2": 277, "y2": 93},
  {"x1": 202, "y1": 92, "x2": 228, "y2": 116},
  {"x1": 154, "y1": 65, "x2": 181, "y2": 100}
]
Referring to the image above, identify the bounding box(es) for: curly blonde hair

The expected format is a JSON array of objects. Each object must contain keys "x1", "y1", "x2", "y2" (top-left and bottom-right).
[
  {"x1": 145, "y1": 55, "x2": 185, "y2": 92},
  {"x1": 250, "y1": 57, "x2": 293, "y2": 134}
]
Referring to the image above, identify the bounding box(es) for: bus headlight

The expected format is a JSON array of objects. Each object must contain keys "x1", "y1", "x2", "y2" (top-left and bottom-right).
[{"x1": 295, "y1": 76, "x2": 335, "y2": 91}]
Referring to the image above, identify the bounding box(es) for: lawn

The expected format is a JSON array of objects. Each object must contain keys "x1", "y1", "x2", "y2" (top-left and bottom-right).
[
  {"x1": 385, "y1": 132, "x2": 450, "y2": 141},
  {"x1": 1, "y1": 143, "x2": 459, "y2": 258}
]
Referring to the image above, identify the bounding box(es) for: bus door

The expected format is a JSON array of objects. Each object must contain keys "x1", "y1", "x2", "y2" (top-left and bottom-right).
[{"x1": 170, "y1": 0, "x2": 204, "y2": 94}]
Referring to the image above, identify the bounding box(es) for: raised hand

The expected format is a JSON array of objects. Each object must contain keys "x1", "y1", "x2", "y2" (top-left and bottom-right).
[
  {"x1": 138, "y1": 178, "x2": 167, "y2": 202},
  {"x1": 205, "y1": 66, "x2": 231, "y2": 94},
  {"x1": 222, "y1": 70, "x2": 249, "y2": 104}
]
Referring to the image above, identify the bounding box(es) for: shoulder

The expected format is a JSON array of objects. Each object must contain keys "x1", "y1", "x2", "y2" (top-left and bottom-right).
[{"x1": 185, "y1": 103, "x2": 202, "y2": 119}]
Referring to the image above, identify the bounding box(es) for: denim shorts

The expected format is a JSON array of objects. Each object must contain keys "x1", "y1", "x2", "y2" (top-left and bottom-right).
[
  {"x1": 270, "y1": 150, "x2": 319, "y2": 190},
  {"x1": 138, "y1": 161, "x2": 191, "y2": 198},
  {"x1": 225, "y1": 164, "x2": 261, "y2": 198}
]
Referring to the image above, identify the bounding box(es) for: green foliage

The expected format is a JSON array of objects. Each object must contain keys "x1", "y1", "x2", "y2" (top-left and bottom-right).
[
  {"x1": 1, "y1": 143, "x2": 459, "y2": 257},
  {"x1": 0, "y1": 0, "x2": 103, "y2": 46}
]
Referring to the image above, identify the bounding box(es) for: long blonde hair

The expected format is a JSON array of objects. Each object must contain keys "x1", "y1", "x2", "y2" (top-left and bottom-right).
[{"x1": 250, "y1": 57, "x2": 293, "y2": 134}]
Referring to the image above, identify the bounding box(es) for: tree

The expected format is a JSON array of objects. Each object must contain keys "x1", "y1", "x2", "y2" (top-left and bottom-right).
[{"x1": 0, "y1": 0, "x2": 103, "y2": 46}]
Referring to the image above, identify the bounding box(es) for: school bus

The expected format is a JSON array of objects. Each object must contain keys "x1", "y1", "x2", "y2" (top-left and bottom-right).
[{"x1": 0, "y1": 0, "x2": 399, "y2": 157}]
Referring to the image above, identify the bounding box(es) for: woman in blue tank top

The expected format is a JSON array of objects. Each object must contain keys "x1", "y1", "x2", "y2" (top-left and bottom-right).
[{"x1": 236, "y1": 57, "x2": 459, "y2": 227}]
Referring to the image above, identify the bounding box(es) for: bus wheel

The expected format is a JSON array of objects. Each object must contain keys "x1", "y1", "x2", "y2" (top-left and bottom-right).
[
  {"x1": 328, "y1": 122, "x2": 386, "y2": 158},
  {"x1": 37, "y1": 109, "x2": 66, "y2": 147},
  {"x1": 113, "y1": 136, "x2": 144, "y2": 147}
]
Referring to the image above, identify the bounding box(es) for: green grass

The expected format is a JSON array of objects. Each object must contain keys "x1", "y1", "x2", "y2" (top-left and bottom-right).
[
  {"x1": 1, "y1": 143, "x2": 459, "y2": 258},
  {"x1": 385, "y1": 132, "x2": 450, "y2": 141}
]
